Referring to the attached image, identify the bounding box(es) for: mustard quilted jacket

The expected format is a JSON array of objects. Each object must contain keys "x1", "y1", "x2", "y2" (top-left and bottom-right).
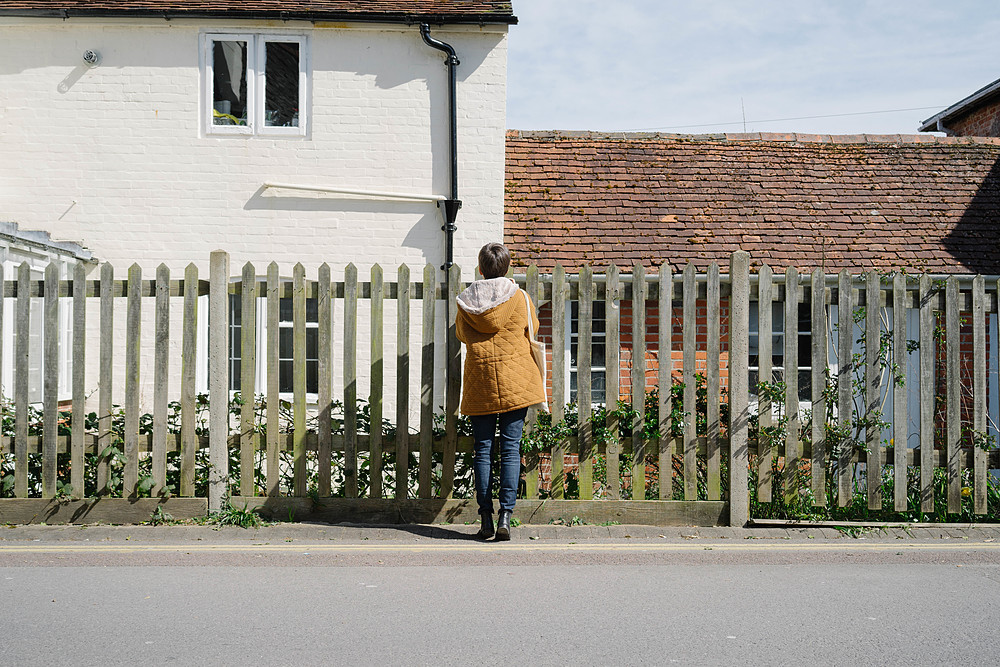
[{"x1": 455, "y1": 277, "x2": 545, "y2": 416}]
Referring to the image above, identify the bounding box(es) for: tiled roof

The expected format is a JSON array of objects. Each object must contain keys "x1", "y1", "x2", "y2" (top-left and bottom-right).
[
  {"x1": 504, "y1": 130, "x2": 1000, "y2": 274},
  {"x1": 0, "y1": 0, "x2": 516, "y2": 23}
]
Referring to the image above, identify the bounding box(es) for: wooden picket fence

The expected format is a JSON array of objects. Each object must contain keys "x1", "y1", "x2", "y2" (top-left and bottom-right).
[{"x1": 1, "y1": 250, "x2": 999, "y2": 525}]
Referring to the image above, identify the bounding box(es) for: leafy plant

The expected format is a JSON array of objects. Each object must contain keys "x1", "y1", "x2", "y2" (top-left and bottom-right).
[{"x1": 207, "y1": 501, "x2": 266, "y2": 529}]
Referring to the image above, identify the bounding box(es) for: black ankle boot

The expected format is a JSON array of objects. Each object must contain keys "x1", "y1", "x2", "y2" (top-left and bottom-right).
[
  {"x1": 495, "y1": 509, "x2": 512, "y2": 541},
  {"x1": 476, "y1": 512, "x2": 495, "y2": 539}
]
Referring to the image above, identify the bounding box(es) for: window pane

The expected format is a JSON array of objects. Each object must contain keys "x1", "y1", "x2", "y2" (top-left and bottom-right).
[
  {"x1": 593, "y1": 302, "x2": 606, "y2": 333},
  {"x1": 279, "y1": 328, "x2": 292, "y2": 358},
  {"x1": 305, "y1": 297, "x2": 318, "y2": 322},
  {"x1": 592, "y1": 342, "x2": 606, "y2": 368},
  {"x1": 230, "y1": 359, "x2": 241, "y2": 392},
  {"x1": 306, "y1": 328, "x2": 318, "y2": 358},
  {"x1": 229, "y1": 324, "x2": 241, "y2": 353},
  {"x1": 307, "y1": 360, "x2": 318, "y2": 394},
  {"x1": 279, "y1": 360, "x2": 292, "y2": 393},
  {"x1": 798, "y1": 370, "x2": 812, "y2": 403},
  {"x1": 279, "y1": 297, "x2": 292, "y2": 322},
  {"x1": 591, "y1": 372, "x2": 606, "y2": 404},
  {"x1": 213, "y1": 40, "x2": 248, "y2": 125},
  {"x1": 264, "y1": 41, "x2": 299, "y2": 127}
]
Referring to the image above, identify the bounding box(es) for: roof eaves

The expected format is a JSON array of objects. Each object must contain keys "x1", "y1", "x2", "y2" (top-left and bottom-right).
[
  {"x1": 918, "y1": 76, "x2": 1000, "y2": 133},
  {"x1": 506, "y1": 129, "x2": 1000, "y2": 146},
  {"x1": 0, "y1": 8, "x2": 518, "y2": 24}
]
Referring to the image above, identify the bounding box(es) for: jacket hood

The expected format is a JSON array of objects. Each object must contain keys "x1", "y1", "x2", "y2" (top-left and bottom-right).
[
  {"x1": 456, "y1": 277, "x2": 519, "y2": 315},
  {"x1": 456, "y1": 277, "x2": 520, "y2": 334}
]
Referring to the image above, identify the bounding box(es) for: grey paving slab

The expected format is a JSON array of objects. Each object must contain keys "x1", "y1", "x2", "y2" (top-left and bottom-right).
[{"x1": 3, "y1": 521, "x2": 1000, "y2": 547}]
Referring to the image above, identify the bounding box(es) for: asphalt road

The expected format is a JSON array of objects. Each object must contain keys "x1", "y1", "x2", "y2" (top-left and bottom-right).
[{"x1": 4, "y1": 526, "x2": 1000, "y2": 666}]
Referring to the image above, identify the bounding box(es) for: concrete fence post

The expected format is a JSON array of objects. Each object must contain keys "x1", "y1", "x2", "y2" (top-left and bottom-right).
[{"x1": 728, "y1": 251, "x2": 750, "y2": 527}]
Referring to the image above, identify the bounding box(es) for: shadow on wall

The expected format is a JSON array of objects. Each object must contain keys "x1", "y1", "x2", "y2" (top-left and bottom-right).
[
  {"x1": 244, "y1": 185, "x2": 445, "y2": 266},
  {"x1": 945, "y1": 154, "x2": 1000, "y2": 274}
]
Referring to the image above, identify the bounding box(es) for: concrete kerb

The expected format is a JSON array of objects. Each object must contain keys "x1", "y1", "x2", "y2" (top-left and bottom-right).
[{"x1": 3, "y1": 522, "x2": 1000, "y2": 546}]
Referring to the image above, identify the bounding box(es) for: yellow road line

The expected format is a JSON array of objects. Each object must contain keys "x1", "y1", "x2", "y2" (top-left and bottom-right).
[{"x1": 0, "y1": 541, "x2": 998, "y2": 554}]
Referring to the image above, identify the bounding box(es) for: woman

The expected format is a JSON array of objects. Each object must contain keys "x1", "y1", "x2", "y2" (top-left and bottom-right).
[{"x1": 455, "y1": 242, "x2": 546, "y2": 540}]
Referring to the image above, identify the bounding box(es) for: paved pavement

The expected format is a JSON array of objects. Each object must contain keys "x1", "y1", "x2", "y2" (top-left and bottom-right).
[{"x1": 3, "y1": 521, "x2": 1000, "y2": 566}]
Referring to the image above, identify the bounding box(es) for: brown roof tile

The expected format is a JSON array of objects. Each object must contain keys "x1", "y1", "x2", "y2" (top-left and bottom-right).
[
  {"x1": 0, "y1": 0, "x2": 516, "y2": 22},
  {"x1": 504, "y1": 130, "x2": 1000, "y2": 274}
]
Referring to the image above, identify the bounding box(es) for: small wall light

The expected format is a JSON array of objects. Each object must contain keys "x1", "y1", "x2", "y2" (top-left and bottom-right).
[{"x1": 82, "y1": 50, "x2": 100, "y2": 67}]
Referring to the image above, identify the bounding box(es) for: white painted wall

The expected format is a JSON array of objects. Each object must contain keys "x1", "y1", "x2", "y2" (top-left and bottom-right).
[
  {"x1": 0, "y1": 17, "x2": 508, "y2": 273},
  {"x1": 0, "y1": 17, "x2": 508, "y2": 418}
]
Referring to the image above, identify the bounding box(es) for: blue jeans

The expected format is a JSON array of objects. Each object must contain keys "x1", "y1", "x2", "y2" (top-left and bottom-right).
[{"x1": 470, "y1": 407, "x2": 527, "y2": 514}]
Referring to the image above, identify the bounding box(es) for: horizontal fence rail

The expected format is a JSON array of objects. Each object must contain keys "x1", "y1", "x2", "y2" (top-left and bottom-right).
[{"x1": 2, "y1": 251, "x2": 1000, "y2": 527}]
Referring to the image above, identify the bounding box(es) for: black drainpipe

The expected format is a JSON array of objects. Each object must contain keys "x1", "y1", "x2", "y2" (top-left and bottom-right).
[{"x1": 419, "y1": 23, "x2": 462, "y2": 272}]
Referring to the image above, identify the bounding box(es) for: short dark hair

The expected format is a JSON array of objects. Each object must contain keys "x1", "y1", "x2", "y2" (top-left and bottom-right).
[{"x1": 478, "y1": 243, "x2": 510, "y2": 279}]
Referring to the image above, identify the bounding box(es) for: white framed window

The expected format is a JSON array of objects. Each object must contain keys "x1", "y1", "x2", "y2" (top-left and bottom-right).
[
  {"x1": 227, "y1": 294, "x2": 319, "y2": 397},
  {"x1": 2, "y1": 259, "x2": 74, "y2": 403},
  {"x1": 749, "y1": 301, "x2": 813, "y2": 405},
  {"x1": 567, "y1": 300, "x2": 607, "y2": 406},
  {"x1": 203, "y1": 33, "x2": 308, "y2": 136}
]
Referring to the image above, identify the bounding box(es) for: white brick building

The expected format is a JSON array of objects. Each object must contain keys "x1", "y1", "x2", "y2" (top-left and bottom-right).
[{"x1": 0, "y1": 1, "x2": 517, "y2": 412}]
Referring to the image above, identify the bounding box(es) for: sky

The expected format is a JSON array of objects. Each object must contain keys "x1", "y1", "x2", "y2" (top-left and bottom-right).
[{"x1": 506, "y1": 1, "x2": 1000, "y2": 135}]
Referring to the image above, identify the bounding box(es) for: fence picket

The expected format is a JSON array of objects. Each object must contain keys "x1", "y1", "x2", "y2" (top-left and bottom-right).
[
  {"x1": 370, "y1": 264, "x2": 384, "y2": 498},
  {"x1": 42, "y1": 261, "x2": 59, "y2": 499},
  {"x1": 973, "y1": 275, "x2": 986, "y2": 515},
  {"x1": 919, "y1": 275, "x2": 934, "y2": 512},
  {"x1": 208, "y1": 252, "x2": 229, "y2": 512},
  {"x1": 0, "y1": 263, "x2": 3, "y2": 467},
  {"x1": 578, "y1": 264, "x2": 594, "y2": 500},
  {"x1": 239, "y1": 262, "x2": 257, "y2": 498},
  {"x1": 682, "y1": 263, "x2": 696, "y2": 501},
  {"x1": 811, "y1": 268, "x2": 827, "y2": 506},
  {"x1": 866, "y1": 272, "x2": 881, "y2": 510},
  {"x1": 396, "y1": 263, "x2": 410, "y2": 500},
  {"x1": 42, "y1": 261, "x2": 60, "y2": 498},
  {"x1": 606, "y1": 263, "x2": 622, "y2": 500},
  {"x1": 758, "y1": 265, "x2": 774, "y2": 503},
  {"x1": 631, "y1": 264, "x2": 646, "y2": 499},
  {"x1": 14, "y1": 262, "x2": 29, "y2": 498},
  {"x1": 344, "y1": 263, "x2": 359, "y2": 498},
  {"x1": 706, "y1": 262, "x2": 720, "y2": 501},
  {"x1": 419, "y1": 264, "x2": 435, "y2": 499},
  {"x1": 124, "y1": 263, "x2": 141, "y2": 499},
  {"x1": 265, "y1": 262, "x2": 280, "y2": 497},
  {"x1": 892, "y1": 273, "x2": 908, "y2": 512},
  {"x1": 98, "y1": 262, "x2": 113, "y2": 496},
  {"x1": 783, "y1": 267, "x2": 800, "y2": 505},
  {"x1": 442, "y1": 263, "x2": 462, "y2": 499},
  {"x1": 551, "y1": 264, "x2": 567, "y2": 498},
  {"x1": 657, "y1": 263, "x2": 672, "y2": 500},
  {"x1": 524, "y1": 263, "x2": 540, "y2": 499},
  {"x1": 71, "y1": 262, "x2": 87, "y2": 499},
  {"x1": 946, "y1": 276, "x2": 961, "y2": 514},
  {"x1": 318, "y1": 263, "x2": 333, "y2": 497},
  {"x1": 837, "y1": 270, "x2": 853, "y2": 506},
  {"x1": 152, "y1": 263, "x2": 170, "y2": 497},
  {"x1": 292, "y1": 263, "x2": 307, "y2": 497},
  {"x1": 181, "y1": 263, "x2": 198, "y2": 497}
]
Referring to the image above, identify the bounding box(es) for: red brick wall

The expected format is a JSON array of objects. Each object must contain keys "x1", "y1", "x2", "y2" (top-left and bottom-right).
[
  {"x1": 949, "y1": 99, "x2": 1000, "y2": 137},
  {"x1": 535, "y1": 298, "x2": 732, "y2": 403}
]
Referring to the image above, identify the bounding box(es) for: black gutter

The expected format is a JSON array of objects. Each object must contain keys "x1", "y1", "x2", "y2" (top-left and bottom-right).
[
  {"x1": 420, "y1": 23, "x2": 462, "y2": 272},
  {"x1": 0, "y1": 9, "x2": 518, "y2": 24}
]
